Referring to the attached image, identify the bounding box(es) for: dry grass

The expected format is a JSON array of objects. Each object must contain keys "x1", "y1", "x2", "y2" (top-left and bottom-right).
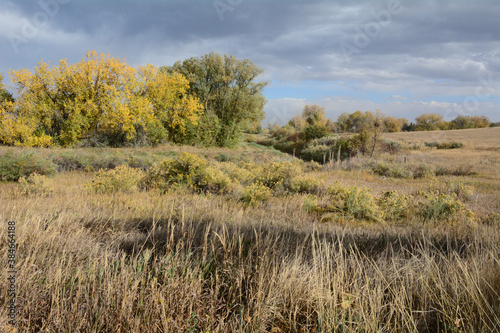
[
  {"x1": 384, "y1": 127, "x2": 500, "y2": 150},
  {"x1": 1, "y1": 131, "x2": 500, "y2": 332}
]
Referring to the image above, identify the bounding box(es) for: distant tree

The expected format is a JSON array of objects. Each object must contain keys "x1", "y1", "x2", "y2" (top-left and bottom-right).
[
  {"x1": 336, "y1": 112, "x2": 351, "y2": 133},
  {"x1": 470, "y1": 115, "x2": 490, "y2": 128},
  {"x1": 288, "y1": 113, "x2": 307, "y2": 131},
  {"x1": 165, "y1": 52, "x2": 268, "y2": 147},
  {"x1": 402, "y1": 122, "x2": 416, "y2": 132},
  {"x1": 302, "y1": 104, "x2": 327, "y2": 127},
  {"x1": 383, "y1": 116, "x2": 403, "y2": 132},
  {"x1": 450, "y1": 115, "x2": 474, "y2": 129},
  {"x1": 415, "y1": 113, "x2": 445, "y2": 131},
  {"x1": 0, "y1": 74, "x2": 13, "y2": 103}
]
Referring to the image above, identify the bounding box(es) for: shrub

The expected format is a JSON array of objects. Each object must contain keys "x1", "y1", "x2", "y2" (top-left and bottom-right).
[
  {"x1": 141, "y1": 153, "x2": 234, "y2": 194},
  {"x1": 380, "y1": 139, "x2": 402, "y2": 154},
  {"x1": 303, "y1": 195, "x2": 318, "y2": 213},
  {"x1": 412, "y1": 164, "x2": 435, "y2": 179},
  {"x1": 429, "y1": 180, "x2": 475, "y2": 201},
  {"x1": 89, "y1": 165, "x2": 144, "y2": 194},
  {"x1": 377, "y1": 191, "x2": 410, "y2": 221},
  {"x1": 370, "y1": 161, "x2": 413, "y2": 179},
  {"x1": 197, "y1": 166, "x2": 233, "y2": 194},
  {"x1": 17, "y1": 172, "x2": 54, "y2": 196},
  {"x1": 217, "y1": 162, "x2": 255, "y2": 186},
  {"x1": 242, "y1": 182, "x2": 272, "y2": 207},
  {"x1": 418, "y1": 191, "x2": 474, "y2": 223},
  {"x1": 325, "y1": 183, "x2": 382, "y2": 222},
  {"x1": 434, "y1": 164, "x2": 475, "y2": 177},
  {"x1": 289, "y1": 174, "x2": 323, "y2": 194},
  {"x1": 257, "y1": 161, "x2": 302, "y2": 190},
  {"x1": 0, "y1": 151, "x2": 57, "y2": 181},
  {"x1": 425, "y1": 141, "x2": 464, "y2": 149},
  {"x1": 141, "y1": 153, "x2": 208, "y2": 192}
]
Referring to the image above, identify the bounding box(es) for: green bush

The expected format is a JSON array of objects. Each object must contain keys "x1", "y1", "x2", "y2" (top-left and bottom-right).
[
  {"x1": 242, "y1": 182, "x2": 272, "y2": 207},
  {"x1": 417, "y1": 191, "x2": 474, "y2": 222},
  {"x1": 325, "y1": 183, "x2": 382, "y2": 222},
  {"x1": 370, "y1": 161, "x2": 413, "y2": 178},
  {"x1": 425, "y1": 141, "x2": 464, "y2": 149},
  {"x1": 303, "y1": 195, "x2": 318, "y2": 213},
  {"x1": 89, "y1": 165, "x2": 144, "y2": 194},
  {"x1": 0, "y1": 151, "x2": 57, "y2": 181}
]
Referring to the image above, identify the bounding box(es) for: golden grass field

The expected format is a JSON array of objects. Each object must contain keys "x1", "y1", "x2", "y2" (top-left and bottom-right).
[{"x1": 1, "y1": 128, "x2": 499, "y2": 332}]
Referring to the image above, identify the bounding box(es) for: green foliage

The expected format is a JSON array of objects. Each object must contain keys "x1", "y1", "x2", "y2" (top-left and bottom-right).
[
  {"x1": 165, "y1": 52, "x2": 268, "y2": 147},
  {"x1": 324, "y1": 183, "x2": 382, "y2": 222},
  {"x1": 377, "y1": 191, "x2": 410, "y2": 221},
  {"x1": 417, "y1": 191, "x2": 474, "y2": 222},
  {"x1": 370, "y1": 161, "x2": 434, "y2": 179},
  {"x1": 142, "y1": 152, "x2": 233, "y2": 194},
  {"x1": 451, "y1": 115, "x2": 490, "y2": 129},
  {"x1": 0, "y1": 151, "x2": 57, "y2": 181},
  {"x1": 17, "y1": 172, "x2": 54, "y2": 196},
  {"x1": 242, "y1": 182, "x2": 272, "y2": 207},
  {"x1": 370, "y1": 161, "x2": 413, "y2": 178},
  {"x1": 289, "y1": 174, "x2": 323, "y2": 194},
  {"x1": 89, "y1": 165, "x2": 144, "y2": 194},
  {"x1": 303, "y1": 195, "x2": 318, "y2": 213},
  {"x1": 425, "y1": 141, "x2": 463, "y2": 149},
  {"x1": 0, "y1": 73, "x2": 13, "y2": 103}
]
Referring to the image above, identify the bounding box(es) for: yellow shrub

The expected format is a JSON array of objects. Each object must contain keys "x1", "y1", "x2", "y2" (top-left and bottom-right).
[
  {"x1": 289, "y1": 174, "x2": 323, "y2": 194},
  {"x1": 418, "y1": 191, "x2": 474, "y2": 223},
  {"x1": 257, "y1": 161, "x2": 302, "y2": 190},
  {"x1": 377, "y1": 190, "x2": 410, "y2": 221},
  {"x1": 17, "y1": 172, "x2": 54, "y2": 196},
  {"x1": 217, "y1": 161, "x2": 255, "y2": 185},
  {"x1": 89, "y1": 165, "x2": 144, "y2": 194},
  {"x1": 242, "y1": 183, "x2": 272, "y2": 207},
  {"x1": 198, "y1": 166, "x2": 234, "y2": 194}
]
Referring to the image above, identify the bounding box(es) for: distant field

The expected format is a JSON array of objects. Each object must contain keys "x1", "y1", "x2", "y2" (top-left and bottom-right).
[{"x1": 384, "y1": 127, "x2": 500, "y2": 150}]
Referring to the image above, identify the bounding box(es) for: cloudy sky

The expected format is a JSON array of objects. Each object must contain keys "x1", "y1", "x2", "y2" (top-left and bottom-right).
[{"x1": 1, "y1": 0, "x2": 499, "y2": 124}]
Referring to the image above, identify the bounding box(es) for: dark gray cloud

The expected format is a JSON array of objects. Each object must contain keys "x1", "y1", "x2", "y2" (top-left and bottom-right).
[{"x1": 1, "y1": 0, "x2": 499, "y2": 121}]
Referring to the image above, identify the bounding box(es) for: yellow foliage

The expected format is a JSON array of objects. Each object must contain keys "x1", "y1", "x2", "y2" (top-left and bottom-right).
[{"x1": 2, "y1": 51, "x2": 203, "y2": 147}]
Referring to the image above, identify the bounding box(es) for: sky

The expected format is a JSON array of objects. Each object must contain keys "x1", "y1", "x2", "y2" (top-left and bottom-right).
[{"x1": 1, "y1": 0, "x2": 499, "y2": 125}]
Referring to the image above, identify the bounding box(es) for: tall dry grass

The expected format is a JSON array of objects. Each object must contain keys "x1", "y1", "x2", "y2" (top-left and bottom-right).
[{"x1": 1, "y1": 179, "x2": 499, "y2": 332}]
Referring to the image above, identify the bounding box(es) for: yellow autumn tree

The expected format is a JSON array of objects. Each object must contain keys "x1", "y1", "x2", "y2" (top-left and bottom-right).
[
  {"x1": 138, "y1": 65, "x2": 203, "y2": 144},
  {"x1": 2, "y1": 51, "x2": 203, "y2": 147}
]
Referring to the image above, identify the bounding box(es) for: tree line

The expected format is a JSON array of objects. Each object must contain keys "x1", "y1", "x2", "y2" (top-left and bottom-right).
[
  {"x1": 0, "y1": 51, "x2": 267, "y2": 148},
  {"x1": 263, "y1": 105, "x2": 493, "y2": 162}
]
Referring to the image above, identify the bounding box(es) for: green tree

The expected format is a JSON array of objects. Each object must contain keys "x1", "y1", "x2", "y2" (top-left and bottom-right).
[
  {"x1": 165, "y1": 52, "x2": 268, "y2": 147},
  {"x1": 0, "y1": 74, "x2": 13, "y2": 103}
]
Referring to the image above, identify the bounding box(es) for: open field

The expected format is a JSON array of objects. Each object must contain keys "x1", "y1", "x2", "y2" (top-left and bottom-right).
[
  {"x1": 384, "y1": 127, "x2": 500, "y2": 150},
  {"x1": 1, "y1": 128, "x2": 500, "y2": 332}
]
